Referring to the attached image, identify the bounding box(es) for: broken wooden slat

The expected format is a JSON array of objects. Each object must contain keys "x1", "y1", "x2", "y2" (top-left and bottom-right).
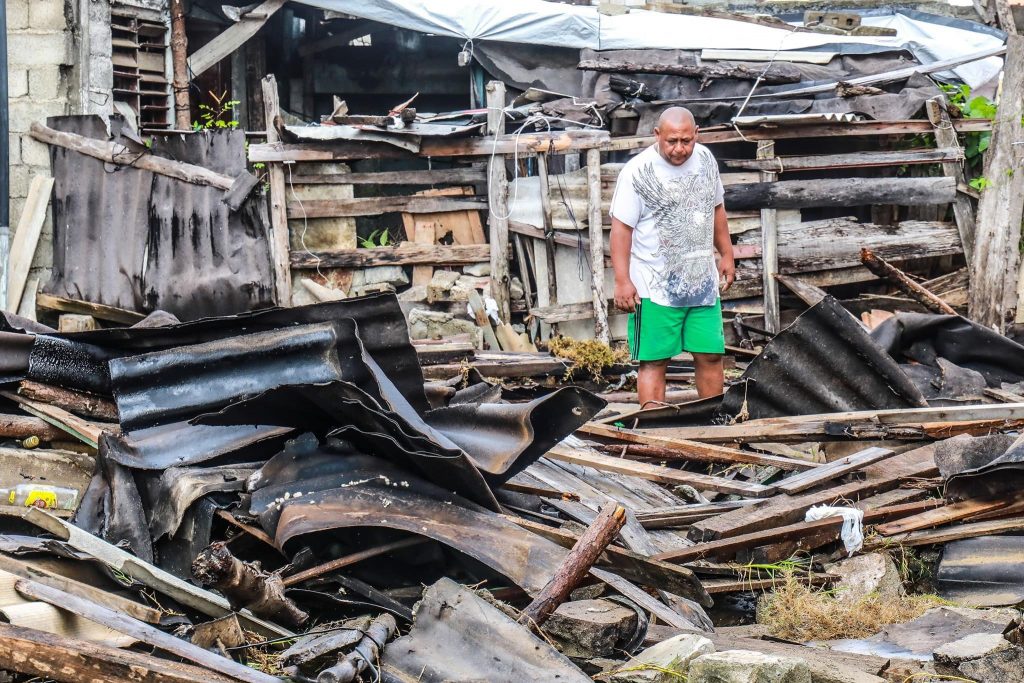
[
  {"x1": 288, "y1": 168, "x2": 486, "y2": 185},
  {"x1": 187, "y1": 0, "x2": 287, "y2": 77},
  {"x1": 0, "y1": 622, "x2": 238, "y2": 683},
  {"x1": 544, "y1": 447, "x2": 775, "y2": 498},
  {"x1": 578, "y1": 58, "x2": 801, "y2": 84},
  {"x1": 291, "y1": 243, "x2": 489, "y2": 269},
  {"x1": 860, "y1": 248, "x2": 957, "y2": 315},
  {"x1": 16, "y1": 579, "x2": 280, "y2": 683},
  {"x1": 776, "y1": 447, "x2": 895, "y2": 495},
  {"x1": 261, "y1": 75, "x2": 293, "y2": 307},
  {"x1": 702, "y1": 573, "x2": 834, "y2": 594},
  {"x1": 634, "y1": 501, "x2": 758, "y2": 529},
  {"x1": 0, "y1": 390, "x2": 108, "y2": 449},
  {"x1": 926, "y1": 98, "x2": 976, "y2": 262},
  {"x1": 35, "y1": 292, "x2": 144, "y2": 325},
  {"x1": 724, "y1": 148, "x2": 961, "y2": 173},
  {"x1": 774, "y1": 273, "x2": 828, "y2": 306},
  {"x1": 580, "y1": 423, "x2": 815, "y2": 471},
  {"x1": 874, "y1": 496, "x2": 1019, "y2": 536},
  {"x1": 283, "y1": 538, "x2": 426, "y2": 588},
  {"x1": 19, "y1": 381, "x2": 118, "y2": 421},
  {"x1": 872, "y1": 516, "x2": 1024, "y2": 547},
  {"x1": 7, "y1": 176, "x2": 53, "y2": 313},
  {"x1": 591, "y1": 567, "x2": 701, "y2": 630},
  {"x1": 286, "y1": 195, "x2": 485, "y2": 218}
]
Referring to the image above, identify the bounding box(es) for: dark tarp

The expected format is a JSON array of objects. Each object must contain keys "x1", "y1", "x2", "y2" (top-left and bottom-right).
[{"x1": 43, "y1": 115, "x2": 275, "y2": 320}]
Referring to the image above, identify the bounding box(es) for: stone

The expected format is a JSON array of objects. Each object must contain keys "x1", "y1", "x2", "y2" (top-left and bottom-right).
[
  {"x1": 407, "y1": 308, "x2": 481, "y2": 347},
  {"x1": 398, "y1": 285, "x2": 428, "y2": 302},
  {"x1": 29, "y1": 1, "x2": 67, "y2": 30},
  {"x1": 958, "y1": 646, "x2": 1024, "y2": 683},
  {"x1": 687, "y1": 650, "x2": 811, "y2": 683},
  {"x1": 426, "y1": 269, "x2": 462, "y2": 302},
  {"x1": 29, "y1": 64, "x2": 63, "y2": 99},
  {"x1": 352, "y1": 265, "x2": 408, "y2": 288},
  {"x1": 611, "y1": 634, "x2": 715, "y2": 683},
  {"x1": 824, "y1": 552, "x2": 903, "y2": 603},
  {"x1": 543, "y1": 599, "x2": 638, "y2": 659},
  {"x1": 510, "y1": 276, "x2": 525, "y2": 301},
  {"x1": 934, "y1": 633, "x2": 1011, "y2": 666},
  {"x1": 463, "y1": 262, "x2": 491, "y2": 277},
  {"x1": 449, "y1": 275, "x2": 489, "y2": 302},
  {"x1": 351, "y1": 283, "x2": 395, "y2": 297}
]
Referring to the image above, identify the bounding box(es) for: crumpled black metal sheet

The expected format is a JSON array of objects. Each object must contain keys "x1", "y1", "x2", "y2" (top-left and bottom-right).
[
  {"x1": 143, "y1": 463, "x2": 259, "y2": 541},
  {"x1": 101, "y1": 422, "x2": 292, "y2": 470},
  {"x1": 381, "y1": 578, "x2": 590, "y2": 683},
  {"x1": 938, "y1": 536, "x2": 1024, "y2": 607},
  {"x1": 944, "y1": 436, "x2": 1024, "y2": 501},
  {"x1": 718, "y1": 296, "x2": 927, "y2": 421},
  {"x1": 42, "y1": 115, "x2": 275, "y2": 320},
  {"x1": 872, "y1": 312, "x2": 1024, "y2": 389}
]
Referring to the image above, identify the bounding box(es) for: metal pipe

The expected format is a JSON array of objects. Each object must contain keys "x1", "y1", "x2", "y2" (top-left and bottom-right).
[{"x1": 0, "y1": 0, "x2": 11, "y2": 311}]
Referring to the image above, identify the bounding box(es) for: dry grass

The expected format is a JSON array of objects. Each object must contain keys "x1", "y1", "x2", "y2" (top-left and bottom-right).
[
  {"x1": 547, "y1": 337, "x2": 629, "y2": 381},
  {"x1": 241, "y1": 630, "x2": 288, "y2": 676},
  {"x1": 756, "y1": 572, "x2": 950, "y2": 642}
]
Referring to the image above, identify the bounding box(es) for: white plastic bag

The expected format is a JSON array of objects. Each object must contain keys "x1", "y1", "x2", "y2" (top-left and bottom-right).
[{"x1": 804, "y1": 505, "x2": 864, "y2": 556}]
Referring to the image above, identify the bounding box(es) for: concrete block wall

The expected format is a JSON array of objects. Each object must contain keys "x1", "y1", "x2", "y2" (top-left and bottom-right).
[{"x1": 6, "y1": 0, "x2": 75, "y2": 298}]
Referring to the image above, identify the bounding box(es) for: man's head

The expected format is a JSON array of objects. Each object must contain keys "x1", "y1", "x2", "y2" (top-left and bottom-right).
[{"x1": 654, "y1": 107, "x2": 698, "y2": 166}]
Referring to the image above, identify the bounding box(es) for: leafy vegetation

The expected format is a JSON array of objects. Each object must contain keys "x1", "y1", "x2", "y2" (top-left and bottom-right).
[
  {"x1": 939, "y1": 83, "x2": 996, "y2": 192},
  {"x1": 193, "y1": 90, "x2": 240, "y2": 130},
  {"x1": 359, "y1": 229, "x2": 392, "y2": 249}
]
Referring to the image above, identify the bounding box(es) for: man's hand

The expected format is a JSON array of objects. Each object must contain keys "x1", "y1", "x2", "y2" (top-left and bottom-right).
[
  {"x1": 614, "y1": 278, "x2": 641, "y2": 312},
  {"x1": 718, "y1": 254, "x2": 735, "y2": 292}
]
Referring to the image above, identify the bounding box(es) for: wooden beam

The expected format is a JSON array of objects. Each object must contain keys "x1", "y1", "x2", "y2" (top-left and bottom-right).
[
  {"x1": 757, "y1": 141, "x2": 780, "y2": 333},
  {"x1": 579, "y1": 423, "x2": 815, "y2": 471},
  {"x1": 543, "y1": 447, "x2": 775, "y2": 498},
  {"x1": 874, "y1": 496, "x2": 1017, "y2": 536},
  {"x1": 872, "y1": 516, "x2": 1024, "y2": 547},
  {"x1": 0, "y1": 622, "x2": 238, "y2": 683},
  {"x1": 774, "y1": 273, "x2": 827, "y2": 306},
  {"x1": 577, "y1": 58, "x2": 801, "y2": 84},
  {"x1": 971, "y1": 35, "x2": 1024, "y2": 329},
  {"x1": 860, "y1": 247, "x2": 958, "y2": 315},
  {"x1": 0, "y1": 390, "x2": 108, "y2": 449},
  {"x1": 29, "y1": 123, "x2": 235, "y2": 191},
  {"x1": 724, "y1": 148, "x2": 961, "y2": 173},
  {"x1": 587, "y1": 148, "x2": 610, "y2": 343},
  {"x1": 487, "y1": 81, "x2": 512, "y2": 323},
  {"x1": 926, "y1": 99, "x2": 976, "y2": 262},
  {"x1": 261, "y1": 75, "x2": 292, "y2": 307},
  {"x1": 995, "y1": 0, "x2": 1017, "y2": 33},
  {"x1": 723, "y1": 176, "x2": 956, "y2": 211},
  {"x1": 35, "y1": 292, "x2": 144, "y2": 325},
  {"x1": 170, "y1": 0, "x2": 190, "y2": 130},
  {"x1": 7, "y1": 176, "x2": 53, "y2": 313},
  {"x1": 287, "y1": 168, "x2": 486, "y2": 185},
  {"x1": 285, "y1": 195, "x2": 484, "y2": 218},
  {"x1": 290, "y1": 243, "x2": 489, "y2": 269},
  {"x1": 776, "y1": 447, "x2": 895, "y2": 495},
  {"x1": 509, "y1": 221, "x2": 610, "y2": 257},
  {"x1": 187, "y1": 0, "x2": 286, "y2": 77}
]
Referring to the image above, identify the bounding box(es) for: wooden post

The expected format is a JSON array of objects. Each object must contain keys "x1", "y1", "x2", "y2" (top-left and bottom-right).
[
  {"x1": 536, "y1": 152, "x2": 558, "y2": 307},
  {"x1": 486, "y1": 81, "x2": 512, "y2": 323},
  {"x1": 995, "y1": 0, "x2": 1017, "y2": 33},
  {"x1": 169, "y1": 0, "x2": 190, "y2": 130},
  {"x1": 587, "y1": 148, "x2": 610, "y2": 343},
  {"x1": 517, "y1": 504, "x2": 626, "y2": 628},
  {"x1": 969, "y1": 34, "x2": 1024, "y2": 330},
  {"x1": 927, "y1": 98, "x2": 976, "y2": 262},
  {"x1": 261, "y1": 75, "x2": 293, "y2": 306},
  {"x1": 758, "y1": 140, "x2": 780, "y2": 333}
]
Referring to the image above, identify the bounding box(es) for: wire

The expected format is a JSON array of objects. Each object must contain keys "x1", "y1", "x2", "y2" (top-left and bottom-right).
[{"x1": 286, "y1": 161, "x2": 324, "y2": 280}]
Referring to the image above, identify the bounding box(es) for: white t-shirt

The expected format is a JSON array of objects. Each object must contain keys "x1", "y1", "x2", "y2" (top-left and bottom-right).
[{"x1": 609, "y1": 143, "x2": 724, "y2": 308}]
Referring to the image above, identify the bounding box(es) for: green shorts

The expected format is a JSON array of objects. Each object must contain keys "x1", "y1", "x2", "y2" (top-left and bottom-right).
[{"x1": 628, "y1": 298, "x2": 725, "y2": 361}]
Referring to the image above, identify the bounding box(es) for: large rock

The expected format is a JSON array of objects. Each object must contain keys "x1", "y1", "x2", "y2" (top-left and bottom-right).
[
  {"x1": 610, "y1": 634, "x2": 714, "y2": 683},
  {"x1": 958, "y1": 646, "x2": 1024, "y2": 683},
  {"x1": 824, "y1": 552, "x2": 903, "y2": 603},
  {"x1": 688, "y1": 650, "x2": 811, "y2": 683},
  {"x1": 543, "y1": 599, "x2": 638, "y2": 659},
  {"x1": 934, "y1": 632, "x2": 1011, "y2": 666},
  {"x1": 407, "y1": 308, "x2": 481, "y2": 347}
]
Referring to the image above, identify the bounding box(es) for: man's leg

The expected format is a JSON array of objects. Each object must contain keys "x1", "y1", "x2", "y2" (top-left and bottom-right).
[
  {"x1": 692, "y1": 353, "x2": 724, "y2": 397},
  {"x1": 638, "y1": 359, "x2": 669, "y2": 408}
]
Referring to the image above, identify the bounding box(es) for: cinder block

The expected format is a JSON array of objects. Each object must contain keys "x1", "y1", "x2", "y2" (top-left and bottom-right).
[
  {"x1": 8, "y1": 198, "x2": 26, "y2": 228},
  {"x1": 8, "y1": 135, "x2": 21, "y2": 166},
  {"x1": 6, "y1": 0, "x2": 29, "y2": 30},
  {"x1": 29, "y1": 65, "x2": 63, "y2": 99},
  {"x1": 8, "y1": 99, "x2": 63, "y2": 133},
  {"x1": 8, "y1": 69, "x2": 29, "y2": 98},
  {"x1": 20, "y1": 137, "x2": 52, "y2": 167},
  {"x1": 29, "y1": 1, "x2": 67, "y2": 31},
  {"x1": 6, "y1": 32, "x2": 71, "y2": 67},
  {"x1": 9, "y1": 165, "x2": 30, "y2": 199}
]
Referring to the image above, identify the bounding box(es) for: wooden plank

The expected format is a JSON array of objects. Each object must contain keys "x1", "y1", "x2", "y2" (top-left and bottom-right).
[
  {"x1": 861, "y1": 247, "x2": 958, "y2": 315},
  {"x1": 703, "y1": 573, "x2": 834, "y2": 594},
  {"x1": 723, "y1": 176, "x2": 956, "y2": 211},
  {"x1": 776, "y1": 447, "x2": 895, "y2": 495},
  {"x1": 16, "y1": 579, "x2": 280, "y2": 683},
  {"x1": 580, "y1": 423, "x2": 815, "y2": 471},
  {"x1": 926, "y1": 99, "x2": 976, "y2": 262},
  {"x1": 291, "y1": 243, "x2": 489, "y2": 269},
  {"x1": 688, "y1": 444, "x2": 938, "y2": 541},
  {"x1": 7, "y1": 176, "x2": 53, "y2": 313},
  {"x1": 22, "y1": 509, "x2": 292, "y2": 639},
  {"x1": 487, "y1": 81, "x2": 512, "y2": 323},
  {"x1": 35, "y1": 292, "x2": 143, "y2": 325},
  {"x1": 972, "y1": 35, "x2": 1024, "y2": 328},
  {"x1": 757, "y1": 141, "x2": 779, "y2": 333},
  {"x1": 29, "y1": 123, "x2": 234, "y2": 191},
  {"x1": 0, "y1": 390, "x2": 108, "y2": 448},
  {"x1": 774, "y1": 273, "x2": 827, "y2": 306},
  {"x1": 544, "y1": 447, "x2": 775, "y2": 498},
  {"x1": 509, "y1": 220, "x2": 610, "y2": 256},
  {"x1": 873, "y1": 516, "x2": 1024, "y2": 547},
  {"x1": 874, "y1": 495, "x2": 1019, "y2": 536},
  {"x1": 288, "y1": 168, "x2": 486, "y2": 185},
  {"x1": 0, "y1": 622, "x2": 238, "y2": 683},
  {"x1": 724, "y1": 148, "x2": 960, "y2": 173},
  {"x1": 187, "y1": 0, "x2": 286, "y2": 77},
  {"x1": 261, "y1": 75, "x2": 292, "y2": 307},
  {"x1": 578, "y1": 57, "x2": 801, "y2": 84},
  {"x1": 587, "y1": 148, "x2": 609, "y2": 343},
  {"x1": 285, "y1": 195, "x2": 485, "y2": 218},
  {"x1": 411, "y1": 222, "x2": 435, "y2": 287}
]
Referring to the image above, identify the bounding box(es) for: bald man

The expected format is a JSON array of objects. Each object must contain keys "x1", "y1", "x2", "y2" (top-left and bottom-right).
[{"x1": 609, "y1": 107, "x2": 734, "y2": 407}]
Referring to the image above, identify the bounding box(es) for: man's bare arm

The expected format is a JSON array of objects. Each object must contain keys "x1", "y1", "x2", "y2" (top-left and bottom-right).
[
  {"x1": 610, "y1": 217, "x2": 641, "y2": 311},
  {"x1": 713, "y1": 203, "x2": 734, "y2": 291}
]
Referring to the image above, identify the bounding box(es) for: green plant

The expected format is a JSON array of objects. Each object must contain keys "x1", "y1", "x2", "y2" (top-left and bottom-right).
[
  {"x1": 359, "y1": 229, "x2": 392, "y2": 248},
  {"x1": 939, "y1": 83, "x2": 995, "y2": 190},
  {"x1": 193, "y1": 90, "x2": 240, "y2": 131}
]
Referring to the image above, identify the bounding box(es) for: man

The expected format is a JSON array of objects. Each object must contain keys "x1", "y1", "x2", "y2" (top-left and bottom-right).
[{"x1": 609, "y1": 106, "x2": 734, "y2": 408}]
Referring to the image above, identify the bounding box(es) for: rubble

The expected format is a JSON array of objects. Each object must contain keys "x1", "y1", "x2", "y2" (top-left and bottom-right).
[
  {"x1": 543, "y1": 599, "x2": 639, "y2": 659},
  {"x1": 687, "y1": 650, "x2": 811, "y2": 683},
  {"x1": 609, "y1": 633, "x2": 715, "y2": 682}
]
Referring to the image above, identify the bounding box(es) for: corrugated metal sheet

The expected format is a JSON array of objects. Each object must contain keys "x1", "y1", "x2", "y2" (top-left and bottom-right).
[
  {"x1": 938, "y1": 537, "x2": 1024, "y2": 607},
  {"x1": 718, "y1": 296, "x2": 927, "y2": 421},
  {"x1": 43, "y1": 115, "x2": 275, "y2": 320}
]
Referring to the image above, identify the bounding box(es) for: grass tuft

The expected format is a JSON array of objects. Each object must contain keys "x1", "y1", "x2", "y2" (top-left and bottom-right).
[{"x1": 547, "y1": 337, "x2": 629, "y2": 382}]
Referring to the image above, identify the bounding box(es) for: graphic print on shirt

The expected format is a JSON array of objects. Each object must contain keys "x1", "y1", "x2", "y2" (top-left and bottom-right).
[{"x1": 631, "y1": 153, "x2": 719, "y2": 307}]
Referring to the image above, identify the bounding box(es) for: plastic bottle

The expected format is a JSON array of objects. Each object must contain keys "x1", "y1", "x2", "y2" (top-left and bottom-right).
[{"x1": 0, "y1": 484, "x2": 78, "y2": 510}]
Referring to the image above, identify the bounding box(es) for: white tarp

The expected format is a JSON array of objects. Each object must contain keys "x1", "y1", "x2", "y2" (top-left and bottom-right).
[{"x1": 295, "y1": 0, "x2": 1004, "y2": 87}]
